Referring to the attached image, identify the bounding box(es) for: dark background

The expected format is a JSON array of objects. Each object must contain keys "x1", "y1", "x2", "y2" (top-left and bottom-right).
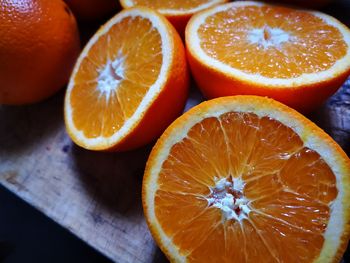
[{"x1": 0, "y1": 185, "x2": 112, "y2": 263}]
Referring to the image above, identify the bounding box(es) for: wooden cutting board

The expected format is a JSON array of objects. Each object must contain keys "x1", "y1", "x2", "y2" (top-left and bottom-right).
[
  {"x1": 0, "y1": 3, "x2": 350, "y2": 262},
  {"x1": 0, "y1": 81, "x2": 349, "y2": 262},
  {"x1": 0, "y1": 83, "x2": 206, "y2": 263}
]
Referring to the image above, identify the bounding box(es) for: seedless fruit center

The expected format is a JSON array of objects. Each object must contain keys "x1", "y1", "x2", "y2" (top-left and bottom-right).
[
  {"x1": 207, "y1": 176, "x2": 251, "y2": 222},
  {"x1": 248, "y1": 26, "x2": 291, "y2": 49},
  {"x1": 97, "y1": 51, "x2": 125, "y2": 101}
]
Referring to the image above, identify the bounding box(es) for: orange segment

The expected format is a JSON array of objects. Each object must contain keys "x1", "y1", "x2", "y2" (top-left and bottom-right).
[
  {"x1": 248, "y1": 211, "x2": 325, "y2": 262},
  {"x1": 279, "y1": 148, "x2": 338, "y2": 203},
  {"x1": 143, "y1": 96, "x2": 350, "y2": 262},
  {"x1": 187, "y1": 220, "x2": 227, "y2": 262},
  {"x1": 154, "y1": 190, "x2": 209, "y2": 235},
  {"x1": 185, "y1": 2, "x2": 350, "y2": 112},
  {"x1": 64, "y1": 7, "x2": 189, "y2": 151}
]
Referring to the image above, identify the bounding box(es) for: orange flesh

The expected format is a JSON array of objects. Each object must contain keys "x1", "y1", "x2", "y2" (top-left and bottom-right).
[
  {"x1": 129, "y1": 0, "x2": 218, "y2": 10},
  {"x1": 70, "y1": 16, "x2": 162, "y2": 138},
  {"x1": 155, "y1": 112, "x2": 337, "y2": 262},
  {"x1": 198, "y1": 5, "x2": 347, "y2": 78}
]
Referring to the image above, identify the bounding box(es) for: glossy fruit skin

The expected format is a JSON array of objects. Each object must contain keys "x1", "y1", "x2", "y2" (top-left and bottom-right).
[
  {"x1": 118, "y1": 0, "x2": 187, "y2": 36},
  {"x1": 119, "y1": 1, "x2": 229, "y2": 37},
  {"x1": 108, "y1": 16, "x2": 189, "y2": 151},
  {"x1": 186, "y1": 49, "x2": 350, "y2": 113},
  {"x1": 64, "y1": 0, "x2": 119, "y2": 21},
  {"x1": 0, "y1": 0, "x2": 80, "y2": 105},
  {"x1": 166, "y1": 14, "x2": 191, "y2": 37}
]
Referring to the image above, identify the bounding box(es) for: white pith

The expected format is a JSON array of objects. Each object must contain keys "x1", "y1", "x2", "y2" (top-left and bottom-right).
[
  {"x1": 206, "y1": 177, "x2": 251, "y2": 222},
  {"x1": 121, "y1": 0, "x2": 226, "y2": 16},
  {"x1": 65, "y1": 9, "x2": 172, "y2": 149},
  {"x1": 144, "y1": 98, "x2": 348, "y2": 262},
  {"x1": 248, "y1": 27, "x2": 291, "y2": 49},
  {"x1": 186, "y1": 1, "x2": 350, "y2": 87},
  {"x1": 97, "y1": 51, "x2": 125, "y2": 101}
]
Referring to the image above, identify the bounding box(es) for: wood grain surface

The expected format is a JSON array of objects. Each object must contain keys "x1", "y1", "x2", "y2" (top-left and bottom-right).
[
  {"x1": 1, "y1": 2, "x2": 350, "y2": 262},
  {"x1": 0, "y1": 90, "x2": 160, "y2": 263}
]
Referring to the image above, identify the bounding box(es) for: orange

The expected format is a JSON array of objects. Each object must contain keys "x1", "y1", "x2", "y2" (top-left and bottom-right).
[
  {"x1": 64, "y1": 7, "x2": 189, "y2": 151},
  {"x1": 143, "y1": 95, "x2": 350, "y2": 262},
  {"x1": 0, "y1": 0, "x2": 80, "y2": 105},
  {"x1": 119, "y1": 0, "x2": 229, "y2": 35},
  {"x1": 186, "y1": 1, "x2": 350, "y2": 112},
  {"x1": 63, "y1": 0, "x2": 119, "y2": 21}
]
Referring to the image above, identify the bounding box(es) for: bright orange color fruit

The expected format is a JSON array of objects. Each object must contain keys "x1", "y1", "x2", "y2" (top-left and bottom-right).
[
  {"x1": 63, "y1": 0, "x2": 119, "y2": 21},
  {"x1": 119, "y1": 0, "x2": 229, "y2": 35},
  {"x1": 143, "y1": 96, "x2": 350, "y2": 262},
  {"x1": 186, "y1": 1, "x2": 350, "y2": 112},
  {"x1": 0, "y1": 0, "x2": 80, "y2": 105},
  {"x1": 64, "y1": 7, "x2": 189, "y2": 151}
]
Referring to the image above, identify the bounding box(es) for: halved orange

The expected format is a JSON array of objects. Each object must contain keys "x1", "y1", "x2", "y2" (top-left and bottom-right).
[
  {"x1": 143, "y1": 95, "x2": 350, "y2": 262},
  {"x1": 119, "y1": 0, "x2": 229, "y2": 35},
  {"x1": 64, "y1": 7, "x2": 189, "y2": 151},
  {"x1": 186, "y1": 1, "x2": 350, "y2": 112}
]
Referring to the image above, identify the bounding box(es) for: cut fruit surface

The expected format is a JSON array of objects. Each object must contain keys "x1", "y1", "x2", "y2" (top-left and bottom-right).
[
  {"x1": 143, "y1": 96, "x2": 350, "y2": 262},
  {"x1": 119, "y1": 0, "x2": 229, "y2": 34},
  {"x1": 185, "y1": 1, "x2": 350, "y2": 112},
  {"x1": 64, "y1": 7, "x2": 189, "y2": 151}
]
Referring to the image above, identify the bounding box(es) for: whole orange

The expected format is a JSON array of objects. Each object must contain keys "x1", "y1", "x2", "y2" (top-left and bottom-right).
[
  {"x1": 0, "y1": 0, "x2": 80, "y2": 105},
  {"x1": 63, "y1": 0, "x2": 119, "y2": 21}
]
